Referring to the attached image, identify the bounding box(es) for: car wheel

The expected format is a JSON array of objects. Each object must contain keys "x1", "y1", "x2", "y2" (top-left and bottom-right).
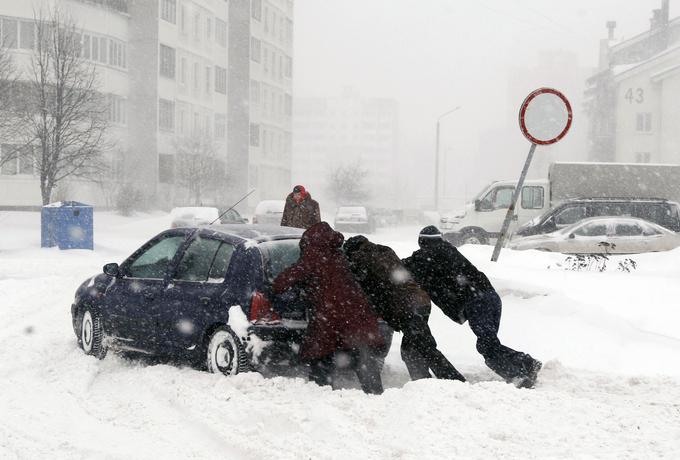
[
  {"x1": 461, "y1": 230, "x2": 487, "y2": 245},
  {"x1": 206, "y1": 326, "x2": 248, "y2": 376},
  {"x1": 80, "y1": 308, "x2": 107, "y2": 359}
]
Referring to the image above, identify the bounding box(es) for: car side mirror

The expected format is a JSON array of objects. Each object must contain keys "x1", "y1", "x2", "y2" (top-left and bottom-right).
[
  {"x1": 103, "y1": 262, "x2": 120, "y2": 277},
  {"x1": 568, "y1": 233, "x2": 575, "y2": 240},
  {"x1": 474, "y1": 199, "x2": 481, "y2": 212}
]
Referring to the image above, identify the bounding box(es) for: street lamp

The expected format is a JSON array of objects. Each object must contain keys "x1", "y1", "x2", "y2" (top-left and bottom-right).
[{"x1": 435, "y1": 106, "x2": 461, "y2": 212}]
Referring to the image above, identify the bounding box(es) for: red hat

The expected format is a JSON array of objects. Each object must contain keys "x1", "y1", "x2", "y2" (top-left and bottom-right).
[{"x1": 293, "y1": 185, "x2": 306, "y2": 194}]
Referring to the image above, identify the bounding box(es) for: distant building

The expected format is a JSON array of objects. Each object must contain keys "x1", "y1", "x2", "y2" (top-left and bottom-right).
[
  {"x1": 0, "y1": 0, "x2": 294, "y2": 209},
  {"x1": 293, "y1": 88, "x2": 400, "y2": 208},
  {"x1": 585, "y1": 0, "x2": 680, "y2": 165}
]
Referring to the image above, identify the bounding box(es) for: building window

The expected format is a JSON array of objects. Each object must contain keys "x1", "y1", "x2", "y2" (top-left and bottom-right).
[
  {"x1": 82, "y1": 34, "x2": 91, "y2": 59},
  {"x1": 2, "y1": 19, "x2": 18, "y2": 48},
  {"x1": 284, "y1": 56, "x2": 292, "y2": 78},
  {"x1": 636, "y1": 113, "x2": 652, "y2": 132},
  {"x1": 263, "y1": 48, "x2": 269, "y2": 73},
  {"x1": 193, "y1": 112, "x2": 199, "y2": 134},
  {"x1": 108, "y1": 95, "x2": 127, "y2": 125},
  {"x1": 193, "y1": 63, "x2": 200, "y2": 91},
  {"x1": 179, "y1": 4, "x2": 186, "y2": 33},
  {"x1": 158, "y1": 154, "x2": 174, "y2": 184},
  {"x1": 249, "y1": 123, "x2": 260, "y2": 146},
  {"x1": 250, "y1": 80, "x2": 260, "y2": 106},
  {"x1": 19, "y1": 21, "x2": 35, "y2": 50},
  {"x1": 180, "y1": 57, "x2": 186, "y2": 84},
  {"x1": 215, "y1": 114, "x2": 226, "y2": 139},
  {"x1": 193, "y1": 13, "x2": 200, "y2": 40},
  {"x1": 161, "y1": 0, "x2": 176, "y2": 24},
  {"x1": 159, "y1": 98, "x2": 175, "y2": 131},
  {"x1": 264, "y1": 6, "x2": 269, "y2": 32},
  {"x1": 205, "y1": 66, "x2": 211, "y2": 93},
  {"x1": 99, "y1": 37, "x2": 108, "y2": 63},
  {"x1": 178, "y1": 109, "x2": 186, "y2": 134},
  {"x1": 252, "y1": 0, "x2": 262, "y2": 21},
  {"x1": 284, "y1": 93, "x2": 292, "y2": 116},
  {"x1": 215, "y1": 66, "x2": 227, "y2": 94},
  {"x1": 250, "y1": 37, "x2": 261, "y2": 63},
  {"x1": 159, "y1": 44, "x2": 176, "y2": 79},
  {"x1": 206, "y1": 17, "x2": 211, "y2": 40},
  {"x1": 92, "y1": 36, "x2": 99, "y2": 61},
  {"x1": 635, "y1": 152, "x2": 651, "y2": 163},
  {"x1": 215, "y1": 18, "x2": 227, "y2": 47}
]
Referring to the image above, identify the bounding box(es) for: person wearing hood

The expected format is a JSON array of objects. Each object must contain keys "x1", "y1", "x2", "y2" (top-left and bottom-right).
[
  {"x1": 403, "y1": 226, "x2": 542, "y2": 388},
  {"x1": 272, "y1": 222, "x2": 385, "y2": 394},
  {"x1": 280, "y1": 185, "x2": 321, "y2": 229},
  {"x1": 344, "y1": 235, "x2": 465, "y2": 382}
]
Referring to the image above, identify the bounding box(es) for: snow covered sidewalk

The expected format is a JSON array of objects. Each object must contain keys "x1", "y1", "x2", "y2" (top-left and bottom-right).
[{"x1": 1, "y1": 212, "x2": 680, "y2": 459}]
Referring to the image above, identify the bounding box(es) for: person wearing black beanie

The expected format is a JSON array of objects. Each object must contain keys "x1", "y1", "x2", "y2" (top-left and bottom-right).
[{"x1": 403, "y1": 226, "x2": 542, "y2": 388}]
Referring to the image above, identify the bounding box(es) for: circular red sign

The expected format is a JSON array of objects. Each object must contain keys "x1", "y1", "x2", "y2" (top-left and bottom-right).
[{"x1": 518, "y1": 87, "x2": 573, "y2": 145}]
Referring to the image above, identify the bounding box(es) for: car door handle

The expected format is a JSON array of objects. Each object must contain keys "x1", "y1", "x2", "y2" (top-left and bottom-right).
[{"x1": 199, "y1": 297, "x2": 211, "y2": 305}]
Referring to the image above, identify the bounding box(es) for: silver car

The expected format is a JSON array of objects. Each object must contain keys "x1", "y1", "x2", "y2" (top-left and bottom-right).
[{"x1": 509, "y1": 217, "x2": 680, "y2": 254}]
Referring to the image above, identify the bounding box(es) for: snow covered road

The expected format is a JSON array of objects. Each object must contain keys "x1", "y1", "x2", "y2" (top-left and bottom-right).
[{"x1": 1, "y1": 212, "x2": 680, "y2": 459}]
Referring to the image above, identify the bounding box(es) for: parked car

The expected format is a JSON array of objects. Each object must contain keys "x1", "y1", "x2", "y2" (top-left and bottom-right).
[
  {"x1": 71, "y1": 225, "x2": 393, "y2": 376},
  {"x1": 514, "y1": 198, "x2": 680, "y2": 238},
  {"x1": 252, "y1": 200, "x2": 286, "y2": 225},
  {"x1": 334, "y1": 206, "x2": 374, "y2": 233},
  {"x1": 509, "y1": 217, "x2": 680, "y2": 254},
  {"x1": 217, "y1": 208, "x2": 248, "y2": 224},
  {"x1": 170, "y1": 207, "x2": 220, "y2": 228}
]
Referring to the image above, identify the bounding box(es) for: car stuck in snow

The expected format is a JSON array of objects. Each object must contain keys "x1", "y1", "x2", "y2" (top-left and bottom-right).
[{"x1": 71, "y1": 224, "x2": 393, "y2": 375}]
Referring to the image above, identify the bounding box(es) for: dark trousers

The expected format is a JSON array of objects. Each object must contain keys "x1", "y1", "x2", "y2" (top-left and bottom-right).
[
  {"x1": 400, "y1": 311, "x2": 466, "y2": 382},
  {"x1": 465, "y1": 291, "x2": 539, "y2": 382},
  {"x1": 308, "y1": 347, "x2": 384, "y2": 395}
]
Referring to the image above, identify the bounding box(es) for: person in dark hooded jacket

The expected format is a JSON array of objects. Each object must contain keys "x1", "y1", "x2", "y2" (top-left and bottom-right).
[
  {"x1": 403, "y1": 226, "x2": 542, "y2": 388},
  {"x1": 280, "y1": 185, "x2": 321, "y2": 229},
  {"x1": 273, "y1": 222, "x2": 385, "y2": 394},
  {"x1": 344, "y1": 235, "x2": 465, "y2": 382}
]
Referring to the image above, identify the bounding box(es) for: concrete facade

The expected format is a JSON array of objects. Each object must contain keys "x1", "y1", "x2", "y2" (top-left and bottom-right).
[{"x1": 0, "y1": 0, "x2": 293, "y2": 210}]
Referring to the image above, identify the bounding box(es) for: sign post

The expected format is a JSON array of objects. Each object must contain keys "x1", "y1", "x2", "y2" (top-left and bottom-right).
[{"x1": 491, "y1": 88, "x2": 573, "y2": 262}]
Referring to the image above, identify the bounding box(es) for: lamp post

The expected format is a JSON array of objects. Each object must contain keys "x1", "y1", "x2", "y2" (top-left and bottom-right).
[{"x1": 435, "y1": 106, "x2": 461, "y2": 211}]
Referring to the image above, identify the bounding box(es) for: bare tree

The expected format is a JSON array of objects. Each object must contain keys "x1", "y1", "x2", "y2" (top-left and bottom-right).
[
  {"x1": 21, "y1": 7, "x2": 109, "y2": 204},
  {"x1": 326, "y1": 162, "x2": 371, "y2": 205},
  {"x1": 174, "y1": 135, "x2": 227, "y2": 206}
]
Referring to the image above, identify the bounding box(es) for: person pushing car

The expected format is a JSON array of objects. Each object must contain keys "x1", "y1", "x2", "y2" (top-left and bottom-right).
[{"x1": 403, "y1": 226, "x2": 542, "y2": 388}]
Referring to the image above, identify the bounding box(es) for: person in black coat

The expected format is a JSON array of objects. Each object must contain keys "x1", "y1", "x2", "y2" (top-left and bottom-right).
[
  {"x1": 403, "y1": 226, "x2": 542, "y2": 388},
  {"x1": 344, "y1": 235, "x2": 465, "y2": 382}
]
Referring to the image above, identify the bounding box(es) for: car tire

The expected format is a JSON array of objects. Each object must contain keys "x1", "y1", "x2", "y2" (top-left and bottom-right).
[
  {"x1": 206, "y1": 326, "x2": 248, "y2": 376},
  {"x1": 461, "y1": 230, "x2": 488, "y2": 245},
  {"x1": 80, "y1": 308, "x2": 107, "y2": 360}
]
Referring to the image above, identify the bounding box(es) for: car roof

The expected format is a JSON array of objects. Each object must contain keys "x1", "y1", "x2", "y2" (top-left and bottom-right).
[
  {"x1": 568, "y1": 216, "x2": 667, "y2": 229},
  {"x1": 197, "y1": 224, "x2": 304, "y2": 243},
  {"x1": 563, "y1": 197, "x2": 672, "y2": 203}
]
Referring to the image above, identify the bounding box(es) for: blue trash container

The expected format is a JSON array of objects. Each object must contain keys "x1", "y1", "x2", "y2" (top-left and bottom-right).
[{"x1": 41, "y1": 201, "x2": 94, "y2": 250}]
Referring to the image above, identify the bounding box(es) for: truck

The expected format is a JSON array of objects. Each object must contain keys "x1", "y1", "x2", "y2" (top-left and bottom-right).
[{"x1": 440, "y1": 162, "x2": 680, "y2": 245}]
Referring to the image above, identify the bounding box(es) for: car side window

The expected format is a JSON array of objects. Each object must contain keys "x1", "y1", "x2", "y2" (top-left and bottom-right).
[
  {"x1": 555, "y1": 206, "x2": 587, "y2": 226},
  {"x1": 641, "y1": 223, "x2": 662, "y2": 236},
  {"x1": 494, "y1": 187, "x2": 514, "y2": 209},
  {"x1": 521, "y1": 186, "x2": 544, "y2": 209},
  {"x1": 174, "y1": 238, "x2": 222, "y2": 282},
  {"x1": 614, "y1": 223, "x2": 643, "y2": 237},
  {"x1": 573, "y1": 223, "x2": 607, "y2": 237},
  {"x1": 127, "y1": 235, "x2": 185, "y2": 279},
  {"x1": 208, "y1": 243, "x2": 236, "y2": 282}
]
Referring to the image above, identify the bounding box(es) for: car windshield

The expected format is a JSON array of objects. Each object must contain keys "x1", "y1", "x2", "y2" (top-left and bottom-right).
[{"x1": 258, "y1": 239, "x2": 301, "y2": 280}]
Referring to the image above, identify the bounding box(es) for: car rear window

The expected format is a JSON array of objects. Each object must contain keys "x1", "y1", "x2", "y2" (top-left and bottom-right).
[{"x1": 258, "y1": 239, "x2": 301, "y2": 280}]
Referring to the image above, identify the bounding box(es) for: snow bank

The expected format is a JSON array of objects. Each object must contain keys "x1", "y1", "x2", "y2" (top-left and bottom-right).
[{"x1": 1, "y1": 212, "x2": 680, "y2": 458}]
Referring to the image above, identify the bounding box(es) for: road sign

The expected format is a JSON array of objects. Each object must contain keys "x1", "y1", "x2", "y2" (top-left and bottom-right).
[{"x1": 491, "y1": 88, "x2": 572, "y2": 262}]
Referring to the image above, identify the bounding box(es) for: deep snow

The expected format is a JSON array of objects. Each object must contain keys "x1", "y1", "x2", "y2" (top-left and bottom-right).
[{"x1": 1, "y1": 211, "x2": 680, "y2": 459}]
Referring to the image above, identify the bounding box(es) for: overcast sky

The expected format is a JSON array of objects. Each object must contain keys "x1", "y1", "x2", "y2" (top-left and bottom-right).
[{"x1": 292, "y1": 0, "x2": 675, "y2": 205}]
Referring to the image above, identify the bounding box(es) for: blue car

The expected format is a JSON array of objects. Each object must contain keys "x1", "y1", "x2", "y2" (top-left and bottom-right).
[{"x1": 71, "y1": 225, "x2": 393, "y2": 376}]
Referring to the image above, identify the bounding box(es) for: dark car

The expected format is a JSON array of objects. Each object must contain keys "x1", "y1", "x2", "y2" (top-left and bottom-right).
[
  {"x1": 514, "y1": 198, "x2": 680, "y2": 238},
  {"x1": 71, "y1": 225, "x2": 393, "y2": 376}
]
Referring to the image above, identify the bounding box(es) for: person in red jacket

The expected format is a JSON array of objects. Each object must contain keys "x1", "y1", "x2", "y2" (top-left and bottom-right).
[{"x1": 272, "y1": 222, "x2": 385, "y2": 394}]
